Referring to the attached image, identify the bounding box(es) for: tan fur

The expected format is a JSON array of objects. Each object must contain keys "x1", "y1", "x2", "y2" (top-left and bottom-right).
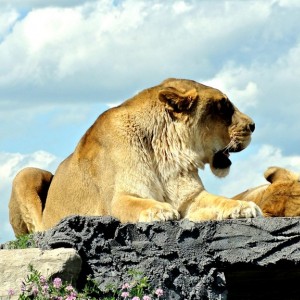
[
  {"x1": 9, "y1": 167, "x2": 53, "y2": 236},
  {"x1": 9, "y1": 78, "x2": 262, "y2": 236},
  {"x1": 233, "y1": 166, "x2": 300, "y2": 217}
]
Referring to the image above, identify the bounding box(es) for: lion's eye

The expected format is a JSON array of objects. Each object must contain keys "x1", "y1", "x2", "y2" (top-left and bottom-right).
[{"x1": 216, "y1": 98, "x2": 234, "y2": 122}]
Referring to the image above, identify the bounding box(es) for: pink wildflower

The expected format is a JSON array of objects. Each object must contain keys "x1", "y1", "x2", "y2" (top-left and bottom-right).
[
  {"x1": 122, "y1": 282, "x2": 130, "y2": 289},
  {"x1": 42, "y1": 284, "x2": 49, "y2": 294},
  {"x1": 40, "y1": 275, "x2": 47, "y2": 285},
  {"x1": 32, "y1": 285, "x2": 39, "y2": 296},
  {"x1": 7, "y1": 288, "x2": 15, "y2": 296},
  {"x1": 121, "y1": 291, "x2": 130, "y2": 298},
  {"x1": 66, "y1": 291, "x2": 77, "y2": 300},
  {"x1": 143, "y1": 296, "x2": 152, "y2": 300},
  {"x1": 65, "y1": 285, "x2": 74, "y2": 292},
  {"x1": 53, "y1": 277, "x2": 62, "y2": 289},
  {"x1": 132, "y1": 297, "x2": 140, "y2": 300},
  {"x1": 155, "y1": 288, "x2": 164, "y2": 297}
]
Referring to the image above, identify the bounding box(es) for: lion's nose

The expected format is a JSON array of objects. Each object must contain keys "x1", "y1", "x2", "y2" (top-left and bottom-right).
[{"x1": 248, "y1": 123, "x2": 255, "y2": 133}]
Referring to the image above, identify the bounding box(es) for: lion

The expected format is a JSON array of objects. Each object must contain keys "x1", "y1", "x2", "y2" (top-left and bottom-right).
[
  {"x1": 9, "y1": 78, "x2": 262, "y2": 236},
  {"x1": 233, "y1": 166, "x2": 300, "y2": 217}
]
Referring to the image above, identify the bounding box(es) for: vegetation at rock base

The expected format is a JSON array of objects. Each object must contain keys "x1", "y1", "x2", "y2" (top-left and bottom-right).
[
  {"x1": 5, "y1": 234, "x2": 36, "y2": 249},
  {"x1": 6, "y1": 265, "x2": 165, "y2": 300}
]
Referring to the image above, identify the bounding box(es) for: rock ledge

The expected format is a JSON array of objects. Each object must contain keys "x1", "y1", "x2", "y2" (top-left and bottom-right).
[{"x1": 34, "y1": 216, "x2": 300, "y2": 299}]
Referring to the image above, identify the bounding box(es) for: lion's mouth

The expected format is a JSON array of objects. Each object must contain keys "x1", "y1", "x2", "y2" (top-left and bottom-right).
[
  {"x1": 212, "y1": 149, "x2": 232, "y2": 170},
  {"x1": 212, "y1": 142, "x2": 246, "y2": 170}
]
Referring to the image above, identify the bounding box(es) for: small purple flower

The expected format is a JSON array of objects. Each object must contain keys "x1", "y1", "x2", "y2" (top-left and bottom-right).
[
  {"x1": 65, "y1": 285, "x2": 74, "y2": 292},
  {"x1": 7, "y1": 288, "x2": 15, "y2": 296},
  {"x1": 66, "y1": 291, "x2": 77, "y2": 300},
  {"x1": 53, "y1": 277, "x2": 62, "y2": 289},
  {"x1": 40, "y1": 275, "x2": 47, "y2": 285},
  {"x1": 121, "y1": 291, "x2": 130, "y2": 298},
  {"x1": 132, "y1": 297, "x2": 140, "y2": 300},
  {"x1": 42, "y1": 284, "x2": 49, "y2": 294},
  {"x1": 122, "y1": 282, "x2": 130, "y2": 290},
  {"x1": 32, "y1": 285, "x2": 39, "y2": 296},
  {"x1": 143, "y1": 296, "x2": 152, "y2": 300},
  {"x1": 155, "y1": 288, "x2": 164, "y2": 297}
]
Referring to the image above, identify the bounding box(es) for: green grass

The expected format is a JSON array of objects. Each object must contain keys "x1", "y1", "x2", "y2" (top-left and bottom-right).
[{"x1": 6, "y1": 234, "x2": 36, "y2": 249}]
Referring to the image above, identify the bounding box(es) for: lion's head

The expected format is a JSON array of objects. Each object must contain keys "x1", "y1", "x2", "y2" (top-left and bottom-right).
[{"x1": 157, "y1": 78, "x2": 255, "y2": 177}]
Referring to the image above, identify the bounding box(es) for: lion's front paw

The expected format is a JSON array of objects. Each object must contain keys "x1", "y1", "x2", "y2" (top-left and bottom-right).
[
  {"x1": 218, "y1": 200, "x2": 263, "y2": 220},
  {"x1": 138, "y1": 203, "x2": 180, "y2": 222}
]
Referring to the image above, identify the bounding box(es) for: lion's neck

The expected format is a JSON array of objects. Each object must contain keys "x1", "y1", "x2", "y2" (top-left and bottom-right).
[{"x1": 147, "y1": 112, "x2": 205, "y2": 180}]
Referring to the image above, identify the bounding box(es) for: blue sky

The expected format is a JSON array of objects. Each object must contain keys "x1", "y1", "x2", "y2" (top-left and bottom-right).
[{"x1": 1, "y1": 0, "x2": 300, "y2": 243}]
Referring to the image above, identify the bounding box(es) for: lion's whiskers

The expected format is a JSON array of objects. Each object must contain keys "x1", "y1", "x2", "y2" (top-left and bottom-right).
[{"x1": 223, "y1": 137, "x2": 237, "y2": 152}]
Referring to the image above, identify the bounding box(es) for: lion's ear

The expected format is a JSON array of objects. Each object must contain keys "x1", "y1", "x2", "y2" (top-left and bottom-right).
[
  {"x1": 264, "y1": 166, "x2": 300, "y2": 183},
  {"x1": 158, "y1": 87, "x2": 198, "y2": 113}
]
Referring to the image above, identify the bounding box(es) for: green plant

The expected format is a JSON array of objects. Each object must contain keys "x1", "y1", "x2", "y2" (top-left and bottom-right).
[
  {"x1": 7, "y1": 265, "x2": 165, "y2": 300},
  {"x1": 123, "y1": 269, "x2": 151, "y2": 299},
  {"x1": 6, "y1": 234, "x2": 36, "y2": 249}
]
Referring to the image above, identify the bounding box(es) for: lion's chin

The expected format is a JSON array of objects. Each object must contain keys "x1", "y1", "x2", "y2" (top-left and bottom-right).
[{"x1": 210, "y1": 150, "x2": 232, "y2": 178}]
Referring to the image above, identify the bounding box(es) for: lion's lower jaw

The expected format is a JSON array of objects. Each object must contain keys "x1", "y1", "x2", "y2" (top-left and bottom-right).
[
  {"x1": 210, "y1": 166, "x2": 230, "y2": 178},
  {"x1": 231, "y1": 137, "x2": 251, "y2": 153}
]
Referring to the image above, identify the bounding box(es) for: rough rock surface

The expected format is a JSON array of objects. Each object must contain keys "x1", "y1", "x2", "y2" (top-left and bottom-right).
[
  {"x1": 0, "y1": 248, "x2": 82, "y2": 299},
  {"x1": 34, "y1": 216, "x2": 300, "y2": 299}
]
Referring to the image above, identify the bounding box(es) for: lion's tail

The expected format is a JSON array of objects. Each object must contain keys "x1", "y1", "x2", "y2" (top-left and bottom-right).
[{"x1": 9, "y1": 167, "x2": 53, "y2": 237}]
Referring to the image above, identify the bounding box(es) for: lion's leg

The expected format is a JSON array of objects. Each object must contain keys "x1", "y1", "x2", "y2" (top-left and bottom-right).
[
  {"x1": 183, "y1": 191, "x2": 262, "y2": 222},
  {"x1": 111, "y1": 194, "x2": 180, "y2": 223},
  {"x1": 9, "y1": 167, "x2": 53, "y2": 236},
  {"x1": 8, "y1": 199, "x2": 29, "y2": 237}
]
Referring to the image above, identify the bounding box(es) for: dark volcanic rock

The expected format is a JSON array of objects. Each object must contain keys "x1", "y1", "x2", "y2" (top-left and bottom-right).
[{"x1": 35, "y1": 216, "x2": 300, "y2": 299}]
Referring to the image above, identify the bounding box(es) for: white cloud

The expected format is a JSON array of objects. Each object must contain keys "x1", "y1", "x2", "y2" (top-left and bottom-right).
[
  {"x1": 0, "y1": 7, "x2": 19, "y2": 37},
  {"x1": 0, "y1": 0, "x2": 96, "y2": 9},
  {"x1": 0, "y1": 150, "x2": 58, "y2": 180},
  {"x1": 1, "y1": 0, "x2": 291, "y2": 103},
  {"x1": 202, "y1": 67, "x2": 259, "y2": 111},
  {"x1": 272, "y1": 42, "x2": 300, "y2": 89},
  {"x1": 278, "y1": 0, "x2": 300, "y2": 7},
  {"x1": 172, "y1": 1, "x2": 192, "y2": 14}
]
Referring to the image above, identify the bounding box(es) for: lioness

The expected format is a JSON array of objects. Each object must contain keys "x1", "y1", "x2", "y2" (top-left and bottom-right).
[
  {"x1": 233, "y1": 166, "x2": 300, "y2": 217},
  {"x1": 9, "y1": 78, "x2": 262, "y2": 236}
]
